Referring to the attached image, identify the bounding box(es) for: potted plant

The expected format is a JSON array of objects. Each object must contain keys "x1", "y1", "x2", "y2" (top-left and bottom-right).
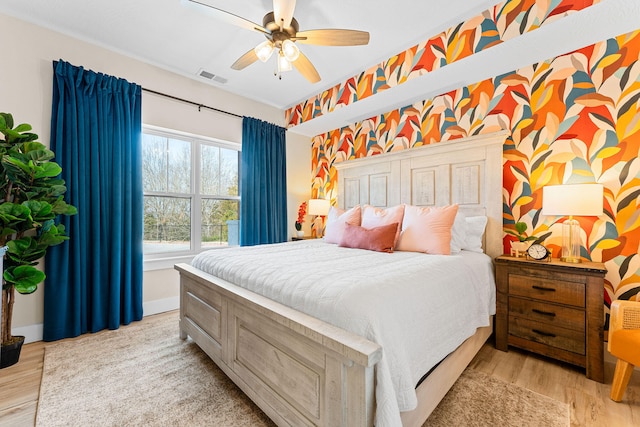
[
  {"x1": 0, "y1": 112, "x2": 77, "y2": 368},
  {"x1": 294, "y1": 201, "x2": 306, "y2": 237},
  {"x1": 505, "y1": 221, "x2": 538, "y2": 256}
]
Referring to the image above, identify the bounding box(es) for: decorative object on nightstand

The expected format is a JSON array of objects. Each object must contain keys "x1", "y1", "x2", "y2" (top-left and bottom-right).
[
  {"x1": 308, "y1": 198, "x2": 330, "y2": 238},
  {"x1": 506, "y1": 221, "x2": 537, "y2": 257},
  {"x1": 291, "y1": 235, "x2": 313, "y2": 241},
  {"x1": 495, "y1": 255, "x2": 606, "y2": 382},
  {"x1": 525, "y1": 243, "x2": 552, "y2": 261},
  {"x1": 294, "y1": 201, "x2": 307, "y2": 237},
  {"x1": 542, "y1": 183, "x2": 603, "y2": 263}
]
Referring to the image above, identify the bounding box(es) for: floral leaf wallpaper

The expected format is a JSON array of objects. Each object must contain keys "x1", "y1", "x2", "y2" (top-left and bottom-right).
[
  {"x1": 305, "y1": 19, "x2": 640, "y2": 324},
  {"x1": 286, "y1": 0, "x2": 600, "y2": 128}
]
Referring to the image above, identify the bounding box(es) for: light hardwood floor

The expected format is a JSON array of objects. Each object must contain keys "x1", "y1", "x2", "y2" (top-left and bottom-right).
[{"x1": 1, "y1": 311, "x2": 639, "y2": 426}]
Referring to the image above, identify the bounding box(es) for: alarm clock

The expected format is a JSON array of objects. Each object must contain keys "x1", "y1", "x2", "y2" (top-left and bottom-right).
[{"x1": 526, "y1": 243, "x2": 551, "y2": 261}]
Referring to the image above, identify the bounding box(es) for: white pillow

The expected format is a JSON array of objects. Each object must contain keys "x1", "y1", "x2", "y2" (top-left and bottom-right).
[
  {"x1": 450, "y1": 211, "x2": 467, "y2": 254},
  {"x1": 323, "y1": 205, "x2": 361, "y2": 244},
  {"x1": 463, "y1": 216, "x2": 487, "y2": 253}
]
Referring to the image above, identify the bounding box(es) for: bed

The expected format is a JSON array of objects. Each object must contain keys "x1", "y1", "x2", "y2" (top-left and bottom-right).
[{"x1": 175, "y1": 131, "x2": 507, "y2": 426}]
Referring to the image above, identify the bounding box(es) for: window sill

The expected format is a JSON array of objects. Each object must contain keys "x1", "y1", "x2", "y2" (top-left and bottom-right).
[{"x1": 144, "y1": 254, "x2": 196, "y2": 271}]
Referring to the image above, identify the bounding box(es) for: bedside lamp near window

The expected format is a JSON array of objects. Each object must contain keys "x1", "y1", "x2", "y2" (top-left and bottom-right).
[
  {"x1": 308, "y1": 199, "x2": 330, "y2": 238},
  {"x1": 542, "y1": 183, "x2": 603, "y2": 263}
]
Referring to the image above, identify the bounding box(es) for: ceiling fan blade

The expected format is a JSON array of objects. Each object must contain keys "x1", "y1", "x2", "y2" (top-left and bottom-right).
[
  {"x1": 273, "y1": 0, "x2": 296, "y2": 29},
  {"x1": 231, "y1": 49, "x2": 259, "y2": 70},
  {"x1": 296, "y1": 29, "x2": 370, "y2": 46},
  {"x1": 293, "y1": 51, "x2": 320, "y2": 84},
  {"x1": 185, "y1": 0, "x2": 269, "y2": 34}
]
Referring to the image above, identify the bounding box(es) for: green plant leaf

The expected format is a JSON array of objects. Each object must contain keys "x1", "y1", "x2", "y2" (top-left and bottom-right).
[
  {"x1": 14, "y1": 123, "x2": 33, "y2": 133},
  {"x1": 51, "y1": 199, "x2": 77, "y2": 216},
  {"x1": 7, "y1": 236, "x2": 37, "y2": 253},
  {"x1": 37, "y1": 223, "x2": 69, "y2": 247},
  {"x1": 0, "y1": 202, "x2": 32, "y2": 226},
  {"x1": 34, "y1": 162, "x2": 62, "y2": 179},
  {"x1": 3, "y1": 265, "x2": 45, "y2": 294},
  {"x1": 515, "y1": 221, "x2": 528, "y2": 234},
  {"x1": 23, "y1": 146, "x2": 54, "y2": 162},
  {"x1": 23, "y1": 200, "x2": 55, "y2": 222},
  {"x1": 0, "y1": 112, "x2": 14, "y2": 130},
  {"x1": 0, "y1": 227, "x2": 16, "y2": 238},
  {"x1": 6, "y1": 236, "x2": 46, "y2": 263}
]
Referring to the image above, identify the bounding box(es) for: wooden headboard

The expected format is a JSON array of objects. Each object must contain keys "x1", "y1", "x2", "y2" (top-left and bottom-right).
[{"x1": 334, "y1": 132, "x2": 507, "y2": 259}]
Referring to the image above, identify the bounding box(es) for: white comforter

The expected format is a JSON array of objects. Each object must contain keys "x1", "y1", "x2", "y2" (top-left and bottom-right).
[{"x1": 191, "y1": 239, "x2": 495, "y2": 427}]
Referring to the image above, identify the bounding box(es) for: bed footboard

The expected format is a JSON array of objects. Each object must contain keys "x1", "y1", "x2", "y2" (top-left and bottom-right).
[{"x1": 176, "y1": 263, "x2": 382, "y2": 427}]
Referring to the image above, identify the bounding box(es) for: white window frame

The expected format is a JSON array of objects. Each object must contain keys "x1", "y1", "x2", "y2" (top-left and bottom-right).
[{"x1": 142, "y1": 125, "x2": 241, "y2": 271}]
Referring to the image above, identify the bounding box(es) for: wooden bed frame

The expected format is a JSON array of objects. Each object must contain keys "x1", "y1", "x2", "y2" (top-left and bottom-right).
[{"x1": 175, "y1": 131, "x2": 506, "y2": 426}]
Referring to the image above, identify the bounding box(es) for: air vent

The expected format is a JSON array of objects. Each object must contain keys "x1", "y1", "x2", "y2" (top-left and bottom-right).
[{"x1": 197, "y1": 69, "x2": 227, "y2": 84}]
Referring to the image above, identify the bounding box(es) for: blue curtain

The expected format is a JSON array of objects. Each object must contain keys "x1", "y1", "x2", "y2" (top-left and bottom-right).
[
  {"x1": 43, "y1": 60, "x2": 143, "y2": 341},
  {"x1": 240, "y1": 117, "x2": 287, "y2": 246}
]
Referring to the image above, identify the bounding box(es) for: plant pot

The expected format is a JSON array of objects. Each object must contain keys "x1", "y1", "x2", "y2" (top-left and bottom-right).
[
  {"x1": 1, "y1": 336, "x2": 25, "y2": 369},
  {"x1": 510, "y1": 241, "x2": 530, "y2": 257}
]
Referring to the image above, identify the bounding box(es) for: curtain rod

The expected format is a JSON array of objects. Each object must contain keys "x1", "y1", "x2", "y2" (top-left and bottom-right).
[{"x1": 142, "y1": 87, "x2": 243, "y2": 119}]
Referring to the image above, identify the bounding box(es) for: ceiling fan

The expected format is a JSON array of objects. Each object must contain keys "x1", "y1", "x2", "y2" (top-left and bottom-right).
[{"x1": 186, "y1": 0, "x2": 370, "y2": 83}]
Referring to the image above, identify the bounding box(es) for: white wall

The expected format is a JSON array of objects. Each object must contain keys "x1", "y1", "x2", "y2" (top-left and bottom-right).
[{"x1": 1, "y1": 13, "x2": 312, "y2": 342}]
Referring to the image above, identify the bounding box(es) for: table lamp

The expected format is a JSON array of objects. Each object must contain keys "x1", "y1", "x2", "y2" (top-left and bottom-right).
[
  {"x1": 308, "y1": 198, "x2": 330, "y2": 238},
  {"x1": 542, "y1": 183, "x2": 603, "y2": 263}
]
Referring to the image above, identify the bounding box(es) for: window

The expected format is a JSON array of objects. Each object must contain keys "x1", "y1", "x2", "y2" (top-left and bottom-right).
[{"x1": 142, "y1": 127, "x2": 240, "y2": 260}]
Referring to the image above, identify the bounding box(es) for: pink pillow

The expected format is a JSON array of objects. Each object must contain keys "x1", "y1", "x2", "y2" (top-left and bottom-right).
[
  {"x1": 361, "y1": 204, "x2": 405, "y2": 246},
  {"x1": 324, "y1": 205, "x2": 361, "y2": 244},
  {"x1": 338, "y1": 222, "x2": 399, "y2": 253},
  {"x1": 396, "y1": 204, "x2": 459, "y2": 255}
]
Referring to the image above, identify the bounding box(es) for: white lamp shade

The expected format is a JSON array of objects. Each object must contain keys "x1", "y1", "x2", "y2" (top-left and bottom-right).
[
  {"x1": 281, "y1": 39, "x2": 300, "y2": 62},
  {"x1": 277, "y1": 51, "x2": 292, "y2": 72},
  {"x1": 308, "y1": 198, "x2": 330, "y2": 216},
  {"x1": 542, "y1": 184, "x2": 603, "y2": 217},
  {"x1": 254, "y1": 40, "x2": 274, "y2": 62},
  {"x1": 542, "y1": 183, "x2": 603, "y2": 263}
]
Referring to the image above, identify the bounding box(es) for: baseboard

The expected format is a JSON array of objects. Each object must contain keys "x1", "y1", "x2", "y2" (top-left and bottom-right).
[
  {"x1": 143, "y1": 296, "x2": 180, "y2": 316},
  {"x1": 13, "y1": 323, "x2": 44, "y2": 345},
  {"x1": 14, "y1": 297, "x2": 180, "y2": 344}
]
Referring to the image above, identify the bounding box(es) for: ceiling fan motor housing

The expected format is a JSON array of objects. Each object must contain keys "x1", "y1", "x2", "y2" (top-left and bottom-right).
[{"x1": 263, "y1": 11, "x2": 298, "y2": 47}]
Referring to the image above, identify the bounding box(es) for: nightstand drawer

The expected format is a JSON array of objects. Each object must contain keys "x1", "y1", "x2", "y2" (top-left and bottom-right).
[
  {"x1": 509, "y1": 316, "x2": 586, "y2": 355},
  {"x1": 509, "y1": 297, "x2": 585, "y2": 333},
  {"x1": 509, "y1": 274, "x2": 585, "y2": 307}
]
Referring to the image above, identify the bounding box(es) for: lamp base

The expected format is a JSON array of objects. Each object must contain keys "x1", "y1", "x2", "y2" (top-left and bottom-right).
[
  {"x1": 312, "y1": 216, "x2": 324, "y2": 238},
  {"x1": 561, "y1": 217, "x2": 582, "y2": 264}
]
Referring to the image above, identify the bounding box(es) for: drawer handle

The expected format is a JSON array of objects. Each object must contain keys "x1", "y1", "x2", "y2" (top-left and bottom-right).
[
  {"x1": 532, "y1": 308, "x2": 556, "y2": 318},
  {"x1": 532, "y1": 285, "x2": 556, "y2": 292},
  {"x1": 532, "y1": 329, "x2": 557, "y2": 338}
]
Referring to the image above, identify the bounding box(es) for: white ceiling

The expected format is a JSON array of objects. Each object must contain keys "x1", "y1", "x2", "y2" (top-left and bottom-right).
[{"x1": 0, "y1": 0, "x2": 638, "y2": 136}]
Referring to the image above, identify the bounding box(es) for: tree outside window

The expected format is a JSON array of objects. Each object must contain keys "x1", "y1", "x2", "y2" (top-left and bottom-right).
[{"x1": 142, "y1": 129, "x2": 240, "y2": 256}]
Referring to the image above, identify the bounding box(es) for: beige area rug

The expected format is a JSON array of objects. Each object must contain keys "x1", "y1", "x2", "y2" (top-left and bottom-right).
[
  {"x1": 423, "y1": 368, "x2": 569, "y2": 427},
  {"x1": 36, "y1": 313, "x2": 274, "y2": 427},
  {"x1": 37, "y1": 312, "x2": 568, "y2": 427}
]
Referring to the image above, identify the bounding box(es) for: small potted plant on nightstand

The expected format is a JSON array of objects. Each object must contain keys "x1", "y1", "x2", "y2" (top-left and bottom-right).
[
  {"x1": 294, "y1": 201, "x2": 306, "y2": 238},
  {"x1": 506, "y1": 221, "x2": 537, "y2": 257}
]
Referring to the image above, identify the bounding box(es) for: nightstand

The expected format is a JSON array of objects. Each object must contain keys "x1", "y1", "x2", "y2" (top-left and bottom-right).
[
  {"x1": 495, "y1": 255, "x2": 606, "y2": 382},
  {"x1": 291, "y1": 236, "x2": 314, "y2": 241}
]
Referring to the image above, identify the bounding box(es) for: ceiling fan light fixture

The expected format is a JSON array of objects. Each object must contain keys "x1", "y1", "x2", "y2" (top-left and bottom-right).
[
  {"x1": 281, "y1": 39, "x2": 300, "y2": 62},
  {"x1": 254, "y1": 40, "x2": 274, "y2": 62},
  {"x1": 277, "y1": 51, "x2": 292, "y2": 72}
]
